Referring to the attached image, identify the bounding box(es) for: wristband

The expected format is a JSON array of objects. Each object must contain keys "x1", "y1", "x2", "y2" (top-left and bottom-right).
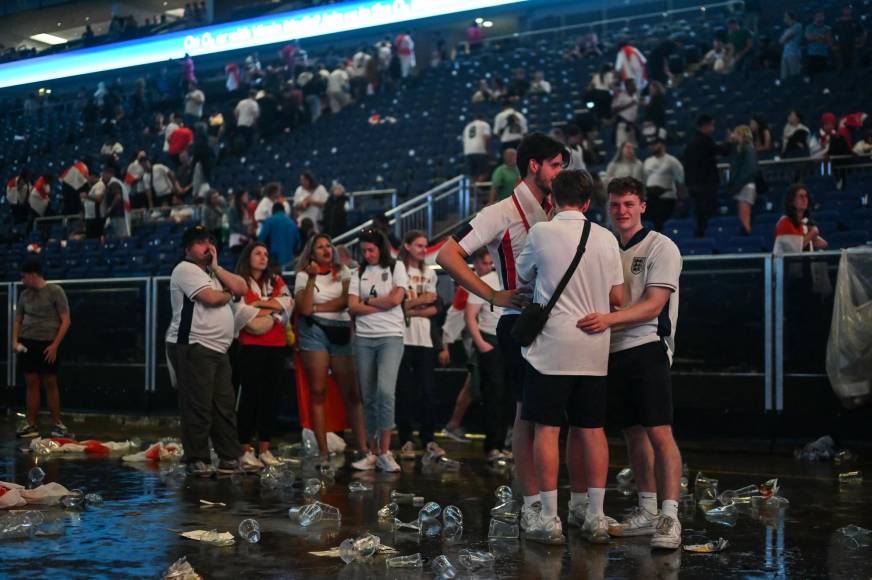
[{"x1": 487, "y1": 289, "x2": 496, "y2": 312}]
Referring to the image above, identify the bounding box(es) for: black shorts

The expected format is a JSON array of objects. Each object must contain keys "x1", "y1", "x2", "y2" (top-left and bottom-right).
[
  {"x1": 608, "y1": 341, "x2": 673, "y2": 428},
  {"x1": 18, "y1": 338, "x2": 59, "y2": 375},
  {"x1": 496, "y1": 314, "x2": 525, "y2": 403},
  {"x1": 465, "y1": 154, "x2": 490, "y2": 177},
  {"x1": 521, "y1": 365, "x2": 607, "y2": 428}
]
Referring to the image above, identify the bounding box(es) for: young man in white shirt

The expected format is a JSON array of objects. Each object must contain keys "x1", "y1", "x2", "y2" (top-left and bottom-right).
[
  {"x1": 293, "y1": 171, "x2": 328, "y2": 232},
  {"x1": 516, "y1": 169, "x2": 624, "y2": 545},
  {"x1": 462, "y1": 114, "x2": 492, "y2": 186},
  {"x1": 184, "y1": 81, "x2": 206, "y2": 124},
  {"x1": 437, "y1": 133, "x2": 567, "y2": 536},
  {"x1": 165, "y1": 225, "x2": 248, "y2": 477},
  {"x1": 493, "y1": 101, "x2": 529, "y2": 152},
  {"x1": 235, "y1": 91, "x2": 260, "y2": 148},
  {"x1": 578, "y1": 176, "x2": 683, "y2": 550},
  {"x1": 642, "y1": 132, "x2": 685, "y2": 230}
]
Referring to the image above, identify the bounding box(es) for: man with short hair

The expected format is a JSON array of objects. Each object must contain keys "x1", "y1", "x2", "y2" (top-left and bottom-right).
[
  {"x1": 515, "y1": 169, "x2": 624, "y2": 545},
  {"x1": 437, "y1": 133, "x2": 566, "y2": 537},
  {"x1": 166, "y1": 225, "x2": 248, "y2": 476},
  {"x1": 258, "y1": 202, "x2": 301, "y2": 270},
  {"x1": 13, "y1": 259, "x2": 71, "y2": 439},
  {"x1": 727, "y1": 19, "x2": 754, "y2": 74},
  {"x1": 184, "y1": 81, "x2": 206, "y2": 126},
  {"x1": 488, "y1": 148, "x2": 520, "y2": 205},
  {"x1": 805, "y1": 11, "x2": 833, "y2": 75},
  {"x1": 578, "y1": 176, "x2": 683, "y2": 550},
  {"x1": 642, "y1": 130, "x2": 685, "y2": 231},
  {"x1": 235, "y1": 90, "x2": 260, "y2": 149},
  {"x1": 682, "y1": 115, "x2": 729, "y2": 237},
  {"x1": 779, "y1": 11, "x2": 803, "y2": 79},
  {"x1": 463, "y1": 113, "x2": 492, "y2": 188}
]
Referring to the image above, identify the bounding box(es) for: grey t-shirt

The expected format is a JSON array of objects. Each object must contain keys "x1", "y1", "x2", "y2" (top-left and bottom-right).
[{"x1": 18, "y1": 284, "x2": 69, "y2": 341}]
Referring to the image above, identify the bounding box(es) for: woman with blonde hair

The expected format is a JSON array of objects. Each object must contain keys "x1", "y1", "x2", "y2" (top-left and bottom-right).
[
  {"x1": 729, "y1": 125, "x2": 759, "y2": 235},
  {"x1": 294, "y1": 233, "x2": 369, "y2": 461},
  {"x1": 605, "y1": 141, "x2": 645, "y2": 187}
]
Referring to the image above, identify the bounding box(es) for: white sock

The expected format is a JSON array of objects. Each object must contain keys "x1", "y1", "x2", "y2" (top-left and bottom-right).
[
  {"x1": 586, "y1": 488, "x2": 606, "y2": 518},
  {"x1": 540, "y1": 489, "x2": 558, "y2": 519},
  {"x1": 569, "y1": 491, "x2": 589, "y2": 510},
  {"x1": 639, "y1": 491, "x2": 658, "y2": 515},
  {"x1": 523, "y1": 494, "x2": 541, "y2": 509},
  {"x1": 661, "y1": 499, "x2": 679, "y2": 520}
]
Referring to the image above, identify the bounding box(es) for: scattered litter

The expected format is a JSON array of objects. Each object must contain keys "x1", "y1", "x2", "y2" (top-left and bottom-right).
[
  {"x1": 834, "y1": 450, "x2": 858, "y2": 465},
  {"x1": 29, "y1": 437, "x2": 134, "y2": 456},
  {"x1": 377, "y1": 502, "x2": 399, "y2": 520},
  {"x1": 490, "y1": 501, "x2": 519, "y2": 521},
  {"x1": 260, "y1": 466, "x2": 295, "y2": 489},
  {"x1": 163, "y1": 556, "x2": 203, "y2": 580},
  {"x1": 443, "y1": 505, "x2": 463, "y2": 528},
  {"x1": 431, "y1": 554, "x2": 457, "y2": 578},
  {"x1": 59, "y1": 489, "x2": 85, "y2": 510},
  {"x1": 84, "y1": 493, "x2": 103, "y2": 506},
  {"x1": 385, "y1": 553, "x2": 423, "y2": 569},
  {"x1": 458, "y1": 548, "x2": 495, "y2": 571},
  {"x1": 348, "y1": 481, "x2": 372, "y2": 493},
  {"x1": 684, "y1": 538, "x2": 729, "y2": 553},
  {"x1": 694, "y1": 472, "x2": 719, "y2": 503},
  {"x1": 339, "y1": 533, "x2": 380, "y2": 563},
  {"x1": 288, "y1": 501, "x2": 341, "y2": 526},
  {"x1": 494, "y1": 485, "x2": 513, "y2": 503},
  {"x1": 718, "y1": 478, "x2": 778, "y2": 505},
  {"x1": 393, "y1": 518, "x2": 421, "y2": 532},
  {"x1": 704, "y1": 504, "x2": 737, "y2": 527},
  {"x1": 390, "y1": 490, "x2": 424, "y2": 505},
  {"x1": 488, "y1": 518, "x2": 519, "y2": 539},
  {"x1": 0, "y1": 510, "x2": 45, "y2": 539},
  {"x1": 303, "y1": 478, "x2": 323, "y2": 497},
  {"x1": 122, "y1": 441, "x2": 183, "y2": 463},
  {"x1": 310, "y1": 543, "x2": 398, "y2": 558},
  {"x1": 27, "y1": 467, "x2": 45, "y2": 487},
  {"x1": 179, "y1": 529, "x2": 235, "y2": 546},
  {"x1": 838, "y1": 471, "x2": 863, "y2": 484},
  {"x1": 794, "y1": 435, "x2": 835, "y2": 462},
  {"x1": 198, "y1": 500, "x2": 226, "y2": 509},
  {"x1": 616, "y1": 467, "x2": 634, "y2": 485},
  {"x1": 238, "y1": 519, "x2": 261, "y2": 543},
  {"x1": 837, "y1": 525, "x2": 872, "y2": 549}
]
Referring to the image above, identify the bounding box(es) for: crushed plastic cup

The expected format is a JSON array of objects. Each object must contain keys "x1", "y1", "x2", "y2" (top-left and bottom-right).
[
  {"x1": 488, "y1": 518, "x2": 519, "y2": 539},
  {"x1": 718, "y1": 478, "x2": 778, "y2": 505},
  {"x1": 418, "y1": 501, "x2": 442, "y2": 521},
  {"x1": 348, "y1": 481, "x2": 372, "y2": 493},
  {"x1": 834, "y1": 450, "x2": 857, "y2": 465},
  {"x1": 303, "y1": 478, "x2": 323, "y2": 497},
  {"x1": 28, "y1": 466, "x2": 46, "y2": 486},
  {"x1": 490, "y1": 501, "x2": 519, "y2": 521},
  {"x1": 0, "y1": 511, "x2": 45, "y2": 539},
  {"x1": 261, "y1": 465, "x2": 294, "y2": 489},
  {"x1": 385, "y1": 553, "x2": 423, "y2": 569},
  {"x1": 339, "y1": 533, "x2": 380, "y2": 563},
  {"x1": 616, "y1": 467, "x2": 634, "y2": 484},
  {"x1": 704, "y1": 504, "x2": 738, "y2": 527},
  {"x1": 390, "y1": 490, "x2": 424, "y2": 505},
  {"x1": 419, "y1": 516, "x2": 442, "y2": 538},
  {"x1": 794, "y1": 435, "x2": 835, "y2": 462},
  {"x1": 437, "y1": 456, "x2": 461, "y2": 470},
  {"x1": 694, "y1": 472, "x2": 719, "y2": 502},
  {"x1": 442, "y1": 523, "x2": 463, "y2": 541},
  {"x1": 443, "y1": 505, "x2": 463, "y2": 527},
  {"x1": 59, "y1": 489, "x2": 85, "y2": 510},
  {"x1": 838, "y1": 471, "x2": 863, "y2": 483},
  {"x1": 84, "y1": 493, "x2": 103, "y2": 506},
  {"x1": 164, "y1": 557, "x2": 200, "y2": 579},
  {"x1": 238, "y1": 518, "x2": 261, "y2": 543},
  {"x1": 377, "y1": 502, "x2": 399, "y2": 520},
  {"x1": 684, "y1": 538, "x2": 729, "y2": 553},
  {"x1": 458, "y1": 548, "x2": 495, "y2": 571},
  {"x1": 838, "y1": 524, "x2": 872, "y2": 548},
  {"x1": 393, "y1": 518, "x2": 421, "y2": 532},
  {"x1": 289, "y1": 501, "x2": 342, "y2": 526},
  {"x1": 431, "y1": 554, "x2": 457, "y2": 578},
  {"x1": 494, "y1": 485, "x2": 513, "y2": 503}
]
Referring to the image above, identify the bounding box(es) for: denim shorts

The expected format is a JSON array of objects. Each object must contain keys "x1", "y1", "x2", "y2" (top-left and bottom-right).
[{"x1": 296, "y1": 316, "x2": 353, "y2": 357}]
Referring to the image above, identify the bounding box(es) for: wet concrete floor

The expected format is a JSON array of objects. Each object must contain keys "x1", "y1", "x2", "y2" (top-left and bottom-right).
[{"x1": 0, "y1": 416, "x2": 870, "y2": 579}]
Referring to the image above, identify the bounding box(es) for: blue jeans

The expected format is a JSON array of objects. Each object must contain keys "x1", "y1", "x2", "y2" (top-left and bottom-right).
[{"x1": 355, "y1": 335, "x2": 404, "y2": 440}]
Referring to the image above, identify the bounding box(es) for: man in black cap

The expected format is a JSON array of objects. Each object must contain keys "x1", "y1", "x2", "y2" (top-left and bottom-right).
[{"x1": 166, "y1": 225, "x2": 248, "y2": 476}]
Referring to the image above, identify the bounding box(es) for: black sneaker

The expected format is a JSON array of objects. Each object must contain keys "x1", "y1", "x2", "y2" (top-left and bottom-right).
[
  {"x1": 50, "y1": 423, "x2": 71, "y2": 438},
  {"x1": 216, "y1": 459, "x2": 240, "y2": 474},
  {"x1": 185, "y1": 461, "x2": 214, "y2": 477},
  {"x1": 16, "y1": 423, "x2": 39, "y2": 439}
]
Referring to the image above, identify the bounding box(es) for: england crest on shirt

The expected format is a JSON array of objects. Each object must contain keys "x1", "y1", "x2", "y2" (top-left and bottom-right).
[{"x1": 631, "y1": 256, "x2": 646, "y2": 275}]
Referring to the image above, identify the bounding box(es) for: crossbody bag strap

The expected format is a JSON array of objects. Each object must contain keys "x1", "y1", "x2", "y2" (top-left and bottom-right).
[{"x1": 543, "y1": 219, "x2": 592, "y2": 315}]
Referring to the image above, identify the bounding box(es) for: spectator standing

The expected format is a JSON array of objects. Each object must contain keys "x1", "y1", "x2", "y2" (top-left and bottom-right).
[
  {"x1": 27, "y1": 174, "x2": 52, "y2": 221},
  {"x1": 100, "y1": 136, "x2": 124, "y2": 174},
  {"x1": 466, "y1": 21, "x2": 484, "y2": 52},
  {"x1": 515, "y1": 169, "x2": 624, "y2": 545},
  {"x1": 322, "y1": 181, "x2": 349, "y2": 237},
  {"x1": 643, "y1": 131, "x2": 685, "y2": 231},
  {"x1": 805, "y1": 12, "x2": 833, "y2": 75},
  {"x1": 606, "y1": 142, "x2": 645, "y2": 186},
  {"x1": 104, "y1": 174, "x2": 131, "y2": 239},
  {"x1": 683, "y1": 115, "x2": 730, "y2": 237},
  {"x1": 82, "y1": 166, "x2": 122, "y2": 239},
  {"x1": 348, "y1": 229, "x2": 408, "y2": 472},
  {"x1": 612, "y1": 79, "x2": 640, "y2": 148},
  {"x1": 235, "y1": 242, "x2": 293, "y2": 470},
  {"x1": 702, "y1": 39, "x2": 731, "y2": 73},
  {"x1": 463, "y1": 114, "x2": 492, "y2": 186},
  {"x1": 326, "y1": 65, "x2": 351, "y2": 113},
  {"x1": 167, "y1": 121, "x2": 194, "y2": 168},
  {"x1": 779, "y1": 11, "x2": 803, "y2": 79},
  {"x1": 647, "y1": 36, "x2": 681, "y2": 84},
  {"x1": 7, "y1": 170, "x2": 32, "y2": 225},
  {"x1": 782, "y1": 110, "x2": 811, "y2": 157},
  {"x1": 645, "y1": 81, "x2": 667, "y2": 130},
  {"x1": 181, "y1": 53, "x2": 196, "y2": 86},
  {"x1": 395, "y1": 31, "x2": 415, "y2": 78},
  {"x1": 729, "y1": 125, "x2": 760, "y2": 235},
  {"x1": 294, "y1": 234, "x2": 370, "y2": 460},
  {"x1": 615, "y1": 41, "x2": 648, "y2": 91},
  {"x1": 834, "y1": 6, "x2": 865, "y2": 70},
  {"x1": 184, "y1": 82, "x2": 205, "y2": 126},
  {"x1": 493, "y1": 100, "x2": 528, "y2": 152},
  {"x1": 395, "y1": 231, "x2": 443, "y2": 460},
  {"x1": 529, "y1": 71, "x2": 552, "y2": 95},
  {"x1": 12, "y1": 259, "x2": 71, "y2": 439},
  {"x1": 750, "y1": 115, "x2": 773, "y2": 153},
  {"x1": 587, "y1": 64, "x2": 614, "y2": 120},
  {"x1": 472, "y1": 79, "x2": 494, "y2": 103},
  {"x1": 293, "y1": 171, "x2": 329, "y2": 232},
  {"x1": 163, "y1": 113, "x2": 180, "y2": 154},
  {"x1": 125, "y1": 152, "x2": 152, "y2": 210},
  {"x1": 258, "y1": 202, "x2": 301, "y2": 270},
  {"x1": 165, "y1": 225, "x2": 248, "y2": 476},
  {"x1": 488, "y1": 147, "x2": 520, "y2": 204},
  {"x1": 372, "y1": 212, "x2": 400, "y2": 249},
  {"x1": 150, "y1": 161, "x2": 180, "y2": 205},
  {"x1": 508, "y1": 68, "x2": 530, "y2": 100},
  {"x1": 254, "y1": 182, "x2": 289, "y2": 226},
  {"x1": 728, "y1": 19, "x2": 754, "y2": 74},
  {"x1": 234, "y1": 91, "x2": 260, "y2": 150},
  {"x1": 201, "y1": 190, "x2": 227, "y2": 249},
  {"x1": 225, "y1": 63, "x2": 241, "y2": 96},
  {"x1": 228, "y1": 190, "x2": 255, "y2": 250},
  {"x1": 773, "y1": 184, "x2": 828, "y2": 253},
  {"x1": 60, "y1": 160, "x2": 90, "y2": 215}
]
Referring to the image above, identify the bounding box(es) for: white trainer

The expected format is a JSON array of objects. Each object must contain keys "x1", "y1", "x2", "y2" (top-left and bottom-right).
[
  {"x1": 567, "y1": 502, "x2": 589, "y2": 528},
  {"x1": 399, "y1": 441, "x2": 416, "y2": 460},
  {"x1": 376, "y1": 453, "x2": 401, "y2": 472},
  {"x1": 581, "y1": 514, "x2": 611, "y2": 544},
  {"x1": 259, "y1": 450, "x2": 280, "y2": 467},
  {"x1": 609, "y1": 506, "x2": 659, "y2": 537},
  {"x1": 239, "y1": 450, "x2": 264, "y2": 472},
  {"x1": 524, "y1": 513, "x2": 566, "y2": 545},
  {"x1": 650, "y1": 515, "x2": 682, "y2": 550},
  {"x1": 519, "y1": 502, "x2": 541, "y2": 532},
  {"x1": 351, "y1": 452, "x2": 377, "y2": 471},
  {"x1": 425, "y1": 441, "x2": 446, "y2": 459}
]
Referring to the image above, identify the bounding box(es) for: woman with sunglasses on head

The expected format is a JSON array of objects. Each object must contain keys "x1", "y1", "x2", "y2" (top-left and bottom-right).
[
  {"x1": 234, "y1": 242, "x2": 294, "y2": 471},
  {"x1": 348, "y1": 229, "x2": 408, "y2": 472},
  {"x1": 294, "y1": 233, "x2": 370, "y2": 461}
]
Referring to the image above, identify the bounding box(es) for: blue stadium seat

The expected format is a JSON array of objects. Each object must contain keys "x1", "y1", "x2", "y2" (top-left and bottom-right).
[
  {"x1": 719, "y1": 236, "x2": 766, "y2": 254},
  {"x1": 827, "y1": 231, "x2": 870, "y2": 249},
  {"x1": 677, "y1": 238, "x2": 716, "y2": 256}
]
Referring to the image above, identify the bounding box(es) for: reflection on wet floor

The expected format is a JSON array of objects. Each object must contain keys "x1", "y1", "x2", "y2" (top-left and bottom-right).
[{"x1": 1, "y1": 417, "x2": 871, "y2": 579}]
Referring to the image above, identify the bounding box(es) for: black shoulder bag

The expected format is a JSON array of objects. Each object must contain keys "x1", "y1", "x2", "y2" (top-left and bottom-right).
[{"x1": 511, "y1": 220, "x2": 592, "y2": 347}]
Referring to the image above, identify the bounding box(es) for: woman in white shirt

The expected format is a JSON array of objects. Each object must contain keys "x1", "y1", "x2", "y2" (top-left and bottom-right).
[
  {"x1": 293, "y1": 171, "x2": 328, "y2": 232},
  {"x1": 606, "y1": 142, "x2": 645, "y2": 187},
  {"x1": 348, "y1": 229, "x2": 408, "y2": 472},
  {"x1": 395, "y1": 231, "x2": 444, "y2": 460},
  {"x1": 294, "y1": 234, "x2": 370, "y2": 460}
]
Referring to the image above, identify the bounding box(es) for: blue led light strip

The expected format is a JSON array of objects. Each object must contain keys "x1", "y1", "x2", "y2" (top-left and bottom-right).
[{"x1": 0, "y1": 0, "x2": 525, "y2": 89}]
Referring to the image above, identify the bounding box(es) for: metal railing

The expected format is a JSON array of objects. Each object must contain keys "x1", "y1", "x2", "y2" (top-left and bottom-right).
[{"x1": 347, "y1": 188, "x2": 397, "y2": 211}]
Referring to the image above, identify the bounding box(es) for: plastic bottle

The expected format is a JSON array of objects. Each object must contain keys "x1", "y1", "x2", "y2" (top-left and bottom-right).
[
  {"x1": 28, "y1": 466, "x2": 45, "y2": 486},
  {"x1": 494, "y1": 485, "x2": 513, "y2": 503}
]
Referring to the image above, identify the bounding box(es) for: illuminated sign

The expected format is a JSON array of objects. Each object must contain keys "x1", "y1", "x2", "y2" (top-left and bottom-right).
[{"x1": 0, "y1": 0, "x2": 525, "y2": 89}]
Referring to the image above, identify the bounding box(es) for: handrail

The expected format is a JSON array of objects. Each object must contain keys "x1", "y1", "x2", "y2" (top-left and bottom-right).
[{"x1": 347, "y1": 188, "x2": 397, "y2": 210}]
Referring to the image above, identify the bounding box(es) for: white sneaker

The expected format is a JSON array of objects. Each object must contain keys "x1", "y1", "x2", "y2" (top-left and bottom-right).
[
  {"x1": 326, "y1": 432, "x2": 347, "y2": 454},
  {"x1": 259, "y1": 450, "x2": 280, "y2": 467},
  {"x1": 524, "y1": 513, "x2": 566, "y2": 545},
  {"x1": 399, "y1": 441, "x2": 416, "y2": 460},
  {"x1": 376, "y1": 453, "x2": 401, "y2": 472},
  {"x1": 567, "y1": 501, "x2": 589, "y2": 528},
  {"x1": 609, "y1": 506, "x2": 659, "y2": 537},
  {"x1": 519, "y1": 502, "x2": 541, "y2": 532},
  {"x1": 581, "y1": 514, "x2": 611, "y2": 544},
  {"x1": 351, "y1": 452, "x2": 377, "y2": 471},
  {"x1": 441, "y1": 426, "x2": 468, "y2": 443},
  {"x1": 650, "y1": 515, "x2": 682, "y2": 550},
  {"x1": 301, "y1": 428, "x2": 320, "y2": 456},
  {"x1": 425, "y1": 441, "x2": 446, "y2": 459},
  {"x1": 239, "y1": 450, "x2": 264, "y2": 471}
]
